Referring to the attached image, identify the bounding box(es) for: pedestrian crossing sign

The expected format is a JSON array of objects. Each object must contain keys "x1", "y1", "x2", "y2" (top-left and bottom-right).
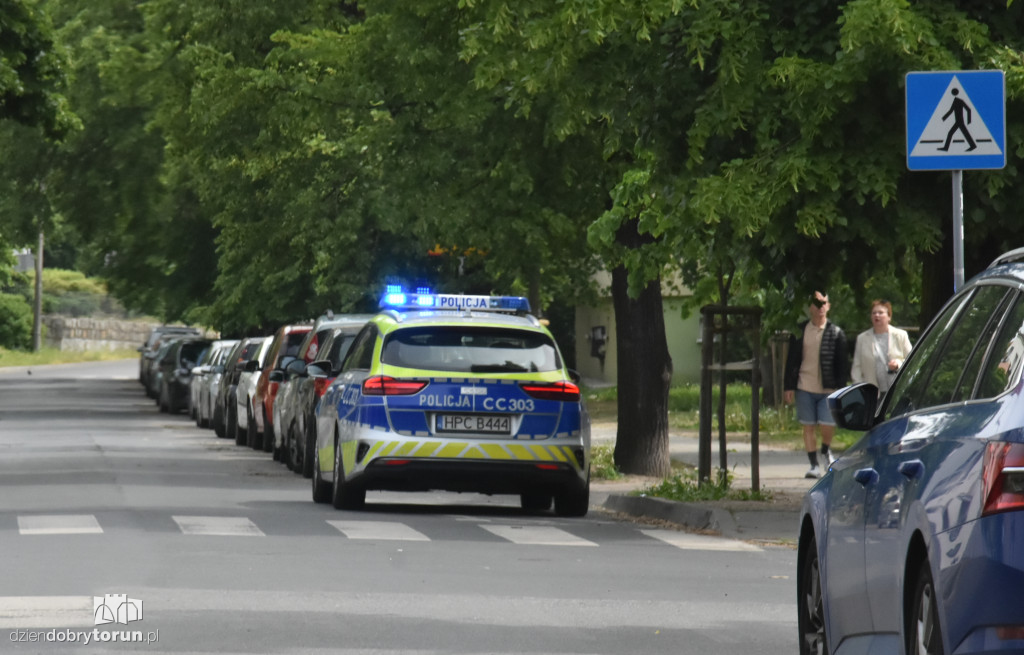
[{"x1": 906, "y1": 70, "x2": 1006, "y2": 171}]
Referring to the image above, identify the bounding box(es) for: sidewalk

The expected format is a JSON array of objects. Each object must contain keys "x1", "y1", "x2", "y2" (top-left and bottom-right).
[{"x1": 590, "y1": 423, "x2": 815, "y2": 545}]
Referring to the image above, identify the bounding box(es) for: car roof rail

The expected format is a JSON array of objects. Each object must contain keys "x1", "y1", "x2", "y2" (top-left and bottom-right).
[{"x1": 989, "y1": 247, "x2": 1024, "y2": 268}]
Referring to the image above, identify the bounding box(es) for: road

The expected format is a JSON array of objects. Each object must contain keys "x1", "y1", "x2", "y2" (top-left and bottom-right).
[{"x1": 0, "y1": 359, "x2": 797, "y2": 654}]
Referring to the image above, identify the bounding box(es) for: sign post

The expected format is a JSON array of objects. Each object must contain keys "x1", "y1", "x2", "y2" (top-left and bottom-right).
[{"x1": 906, "y1": 70, "x2": 1006, "y2": 290}]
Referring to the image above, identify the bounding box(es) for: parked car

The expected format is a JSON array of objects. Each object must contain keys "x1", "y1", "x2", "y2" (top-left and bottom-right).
[
  {"x1": 798, "y1": 248, "x2": 1024, "y2": 655},
  {"x1": 138, "y1": 325, "x2": 202, "y2": 389},
  {"x1": 213, "y1": 337, "x2": 266, "y2": 441},
  {"x1": 190, "y1": 339, "x2": 239, "y2": 428},
  {"x1": 250, "y1": 323, "x2": 311, "y2": 454},
  {"x1": 235, "y1": 337, "x2": 273, "y2": 448},
  {"x1": 156, "y1": 337, "x2": 212, "y2": 414},
  {"x1": 312, "y1": 290, "x2": 590, "y2": 515},
  {"x1": 274, "y1": 315, "x2": 372, "y2": 475},
  {"x1": 145, "y1": 338, "x2": 181, "y2": 400}
]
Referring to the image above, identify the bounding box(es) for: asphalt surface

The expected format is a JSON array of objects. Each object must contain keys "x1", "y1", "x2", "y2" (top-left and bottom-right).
[{"x1": 591, "y1": 424, "x2": 815, "y2": 545}]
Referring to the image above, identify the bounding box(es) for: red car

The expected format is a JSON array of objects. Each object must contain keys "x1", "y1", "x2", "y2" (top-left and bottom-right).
[{"x1": 249, "y1": 323, "x2": 311, "y2": 452}]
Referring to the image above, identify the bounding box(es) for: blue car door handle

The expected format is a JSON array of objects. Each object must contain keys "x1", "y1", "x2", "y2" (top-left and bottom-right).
[
  {"x1": 854, "y1": 468, "x2": 879, "y2": 486},
  {"x1": 898, "y1": 460, "x2": 925, "y2": 480}
]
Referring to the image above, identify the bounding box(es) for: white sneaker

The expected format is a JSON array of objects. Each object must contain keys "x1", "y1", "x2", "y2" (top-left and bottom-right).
[{"x1": 805, "y1": 466, "x2": 822, "y2": 479}]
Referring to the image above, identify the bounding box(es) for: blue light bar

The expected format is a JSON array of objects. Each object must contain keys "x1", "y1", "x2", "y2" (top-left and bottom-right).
[{"x1": 379, "y1": 290, "x2": 531, "y2": 313}]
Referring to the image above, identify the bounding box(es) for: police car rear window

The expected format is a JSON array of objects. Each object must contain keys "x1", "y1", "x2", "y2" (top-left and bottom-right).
[{"x1": 382, "y1": 327, "x2": 561, "y2": 374}]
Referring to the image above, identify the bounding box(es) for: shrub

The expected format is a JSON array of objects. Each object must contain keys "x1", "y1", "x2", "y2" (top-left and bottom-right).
[{"x1": 0, "y1": 293, "x2": 33, "y2": 350}]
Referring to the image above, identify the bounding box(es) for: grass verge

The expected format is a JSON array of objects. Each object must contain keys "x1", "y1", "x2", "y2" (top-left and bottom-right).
[{"x1": 0, "y1": 347, "x2": 138, "y2": 368}]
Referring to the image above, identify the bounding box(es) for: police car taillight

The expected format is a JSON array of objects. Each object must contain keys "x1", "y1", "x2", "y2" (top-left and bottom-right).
[
  {"x1": 982, "y1": 442, "x2": 1024, "y2": 516},
  {"x1": 363, "y1": 376, "x2": 427, "y2": 396},
  {"x1": 519, "y1": 381, "x2": 580, "y2": 402}
]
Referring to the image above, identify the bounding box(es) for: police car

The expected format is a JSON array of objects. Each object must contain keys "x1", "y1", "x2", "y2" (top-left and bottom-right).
[{"x1": 311, "y1": 287, "x2": 591, "y2": 516}]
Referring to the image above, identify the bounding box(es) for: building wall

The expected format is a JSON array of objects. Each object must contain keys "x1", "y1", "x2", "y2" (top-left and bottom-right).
[{"x1": 574, "y1": 295, "x2": 702, "y2": 387}]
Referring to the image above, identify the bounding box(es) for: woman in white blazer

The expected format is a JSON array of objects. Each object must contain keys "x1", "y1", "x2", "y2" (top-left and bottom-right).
[{"x1": 851, "y1": 300, "x2": 914, "y2": 396}]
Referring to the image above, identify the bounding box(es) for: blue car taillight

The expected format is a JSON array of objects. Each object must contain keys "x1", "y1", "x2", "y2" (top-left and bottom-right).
[{"x1": 982, "y1": 442, "x2": 1024, "y2": 516}]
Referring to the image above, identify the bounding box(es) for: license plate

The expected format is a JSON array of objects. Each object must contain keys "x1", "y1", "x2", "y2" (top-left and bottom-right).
[{"x1": 435, "y1": 414, "x2": 511, "y2": 434}]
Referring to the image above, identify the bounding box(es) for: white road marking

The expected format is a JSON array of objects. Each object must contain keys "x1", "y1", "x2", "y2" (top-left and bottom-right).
[
  {"x1": 327, "y1": 520, "x2": 430, "y2": 541},
  {"x1": 172, "y1": 515, "x2": 263, "y2": 536},
  {"x1": 0, "y1": 596, "x2": 92, "y2": 628},
  {"x1": 641, "y1": 529, "x2": 763, "y2": 552},
  {"x1": 482, "y1": 524, "x2": 598, "y2": 547},
  {"x1": 18, "y1": 514, "x2": 103, "y2": 535}
]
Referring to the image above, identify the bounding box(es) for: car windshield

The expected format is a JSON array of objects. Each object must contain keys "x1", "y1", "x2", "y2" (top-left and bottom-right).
[{"x1": 381, "y1": 326, "x2": 560, "y2": 374}]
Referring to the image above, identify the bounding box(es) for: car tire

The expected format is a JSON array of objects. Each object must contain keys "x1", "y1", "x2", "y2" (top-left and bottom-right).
[
  {"x1": 553, "y1": 477, "x2": 589, "y2": 517},
  {"x1": 907, "y1": 559, "x2": 944, "y2": 655},
  {"x1": 158, "y1": 383, "x2": 170, "y2": 414},
  {"x1": 262, "y1": 408, "x2": 274, "y2": 454},
  {"x1": 520, "y1": 493, "x2": 553, "y2": 512},
  {"x1": 213, "y1": 404, "x2": 225, "y2": 438},
  {"x1": 246, "y1": 403, "x2": 261, "y2": 450},
  {"x1": 302, "y1": 423, "x2": 316, "y2": 479},
  {"x1": 331, "y1": 436, "x2": 365, "y2": 510},
  {"x1": 231, "y1": 404, "x2": 245, "y2": 446},
  {"x1": 311, "y1": 440, "x2": 331, "y2": 504},
  {"x1": 287, "y1": 423, "x2": 301, "y2": 473},
  {"x1": 798, "y1": 535, "x2": 827, "y2": 655}
]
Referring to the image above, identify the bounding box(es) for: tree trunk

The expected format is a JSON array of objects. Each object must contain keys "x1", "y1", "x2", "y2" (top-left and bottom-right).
[
  {"x1": 610, "y1": 264, "x2": 672, "y2": 477},
  {"x1": 33, "y1": 229, "x2": 44, "y2": 352}
]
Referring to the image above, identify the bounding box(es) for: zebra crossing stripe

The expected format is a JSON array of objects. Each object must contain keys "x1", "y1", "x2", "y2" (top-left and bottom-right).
[
  {"x1": 641, "y1": 529, "x2": 763, "y2": 552},
  {"x1": 327, "y1": 520, "x2": 430, "y2": 541},
  {"x1": 18, "y1": 515, "x2": 103, "y2": 535},
  {"x1": 172, "y1": 516, "x2": 264, "y2": 536},
  {"x1": 481, "y1": 524, "x2": 598, "y2": 547}
]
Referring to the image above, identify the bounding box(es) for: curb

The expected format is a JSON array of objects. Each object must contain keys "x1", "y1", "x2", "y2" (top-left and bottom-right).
[
  {"x1": 601, "y1": 493, "x2": 800, "y2": 544},
  {"x1": 602, "y1": 493, "x2": 736, "y2": 534}
]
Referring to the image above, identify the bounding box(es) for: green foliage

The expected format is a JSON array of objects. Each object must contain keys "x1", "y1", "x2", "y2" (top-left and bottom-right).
[
  {"x1": 0, "y1": 293, "x2": 33, "y2": 350},
  {"x1": 0, "y1": 0, "x2": 77, "y2": 137},
  {"x1": 589, "y1": 444, "x2": 622, "y2": 480},
  {"x1": 638, "y1": 469, "x2": 774, "y2": 503}
]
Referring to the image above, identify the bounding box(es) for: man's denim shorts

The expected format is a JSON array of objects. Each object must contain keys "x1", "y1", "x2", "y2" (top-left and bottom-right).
[{"x1": 795, "y1": 389, "x2": 835, "y2": 426}]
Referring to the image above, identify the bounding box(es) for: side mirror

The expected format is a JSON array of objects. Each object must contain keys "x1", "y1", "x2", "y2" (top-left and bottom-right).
[
  {"x1": 286, "y1": 358, "x2": 307, "y2": 377},
  {"x1": 244, "y1": 359, "x2": 260, "y2": 373},
  {"x1": 268, "y1": 369, "x2": 285, "y2": 383},
  {"x1": 827, "y1": 383, "x2": 878, "y2": 431},
  {"x1": 306, "y1": 362, "x2": 329, "y2": 378},
  {"x1": 212, "y1": 364, "x2": 225, "y2": 374},
  {"x1": 567, "y1": 369, "x2": 582, "y2": 384}
]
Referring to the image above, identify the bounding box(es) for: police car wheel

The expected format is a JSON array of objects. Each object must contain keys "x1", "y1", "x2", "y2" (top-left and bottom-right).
[
  {"x1": 554, "y1": 480, "x2": 590, "y2": 517},
  {"x1": 311, "y1": 443, "x2": 331, "y2": 504},
  {"x1": 332, "y1": 436, "x2": 365, "y2": 510},
  {"x1": 520, "y1": 493, "x2": 553, "y2": 512}
]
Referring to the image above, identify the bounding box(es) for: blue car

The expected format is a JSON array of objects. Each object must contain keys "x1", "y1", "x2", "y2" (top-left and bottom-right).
[{"x1": 798, "y1": 249, "x2": 1024, "y2": 655}]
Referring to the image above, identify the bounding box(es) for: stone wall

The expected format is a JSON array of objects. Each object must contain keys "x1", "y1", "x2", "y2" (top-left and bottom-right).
[{"x1": 42, "y1": 316, "x2": 158, "y2": 352}]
